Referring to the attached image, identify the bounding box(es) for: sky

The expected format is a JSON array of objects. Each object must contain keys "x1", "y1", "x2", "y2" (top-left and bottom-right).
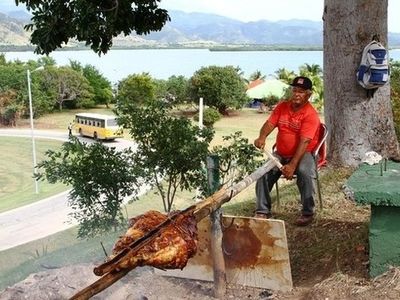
[
  {"x1": 1, "y1": 0, "x2": 400, "y2": 33},
  {"x1": 160, "y1": 0, "x2": 400, "y2": 33}
]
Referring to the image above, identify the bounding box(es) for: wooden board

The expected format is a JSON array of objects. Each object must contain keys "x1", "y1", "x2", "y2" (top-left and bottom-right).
[{"x1": 156, "y1": 215, "x2": 292, "y2": 291}]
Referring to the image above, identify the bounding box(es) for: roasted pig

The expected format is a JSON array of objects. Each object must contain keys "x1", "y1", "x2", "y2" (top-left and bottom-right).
[{"x1": 110, "y1": 210, "x2": 198, "y2": 271}]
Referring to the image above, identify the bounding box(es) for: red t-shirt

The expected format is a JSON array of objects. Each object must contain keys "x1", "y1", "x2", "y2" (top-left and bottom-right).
[{"x1": 268, "y1": 101, "x2": 320, "y2": 157}]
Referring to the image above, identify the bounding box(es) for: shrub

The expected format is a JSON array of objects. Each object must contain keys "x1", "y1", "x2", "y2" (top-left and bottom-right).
[
  {"x1": 390, "y1": 60, "x2": 400, "y2": 142},
  {"x1": 392, "y1": 91, "x2": 400, "y2": 142},
  {"x1": 194, "y1": 107, "x2": 222, "y2": 127},
  {"x1": 261, "y1": 95, "x2": 280, "y2": 109}
]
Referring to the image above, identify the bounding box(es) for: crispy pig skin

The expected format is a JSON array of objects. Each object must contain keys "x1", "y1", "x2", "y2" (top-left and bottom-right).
[{"x1": 111, "y1": 210, "x2": 198, "y2": 270}]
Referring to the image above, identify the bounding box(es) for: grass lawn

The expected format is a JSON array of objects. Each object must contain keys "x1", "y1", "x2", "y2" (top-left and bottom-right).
[
  {"x1": 0, "y1": 107, "x2": 272, "y2": 213},
  {"x1": 16, "y1": 106, "x2": 116, "y2": 131},
  {"x1": 212, "y1": 108, "x2": 275, "y2": 146},
  {"x1": 0, "y1": 137, "x2": 68, "y2": 213}
]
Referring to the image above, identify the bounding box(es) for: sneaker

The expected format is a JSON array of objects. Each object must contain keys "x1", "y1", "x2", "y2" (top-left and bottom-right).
[
  {"x1": 254, "y1": 212, "x2": 272, "y2": 219},
  {"x1": 295, "y1": 215, "x2": 314, "y2": 226}
]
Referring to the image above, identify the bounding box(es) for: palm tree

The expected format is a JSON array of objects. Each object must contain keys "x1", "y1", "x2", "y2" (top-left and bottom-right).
[
  {"x1": 274, "y1": 68, "x2": 296, "y2": 84},
  {"x1": 248, "y1": 70, "x2": 266, "y2": 82},
  {"x1": 298, "y1": 64, "x2": 324, "y2": 110},
  {"x1": 299, "y1": 63, "x2": 322, "y2": 77}
]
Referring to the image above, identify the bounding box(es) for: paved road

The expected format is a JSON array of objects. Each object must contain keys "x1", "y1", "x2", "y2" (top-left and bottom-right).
[
  {"x1": 0, "y1": 129, "x2": 137, "y2": 251},
  {"x1": 0, "y1": 129, "x2": 136, "y2": 151},
  {"x1": 0, "y1": 191, "x2": 75, "y2": 251}
]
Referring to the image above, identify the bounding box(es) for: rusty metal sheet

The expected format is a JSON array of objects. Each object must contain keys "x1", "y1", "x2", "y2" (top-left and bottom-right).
[{"x1": 156, "y1": 215, "x2": 292, "y2": 291}]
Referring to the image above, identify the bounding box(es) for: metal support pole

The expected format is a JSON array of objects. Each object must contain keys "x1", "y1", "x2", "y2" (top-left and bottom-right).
[{"x1": 27, "y1": 69, "x2": 39, "y2": 194}]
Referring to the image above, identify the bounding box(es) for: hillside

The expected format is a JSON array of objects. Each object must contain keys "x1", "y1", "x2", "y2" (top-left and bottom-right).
[
  {"x1": 0, "y1": 12, "x2": 30, "y2": 46},
  {"x1": 0, "y1": 9, "x2": 400, "y2": 49}
]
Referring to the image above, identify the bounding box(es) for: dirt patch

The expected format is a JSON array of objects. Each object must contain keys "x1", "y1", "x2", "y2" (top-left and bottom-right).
[
  {"x1": 304, "y1": 267, "x2": 400, "y2": 300},
  {"x1": 2, "y1": 263, "x2": 400, "y2": 300}
]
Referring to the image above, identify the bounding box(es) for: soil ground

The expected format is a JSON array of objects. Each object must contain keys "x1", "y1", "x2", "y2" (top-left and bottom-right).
[{"x1": 1, "y1": 263, "x2": 400, "y2": 300}]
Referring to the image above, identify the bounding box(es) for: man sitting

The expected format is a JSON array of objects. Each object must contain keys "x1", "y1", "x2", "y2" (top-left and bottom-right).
[{"x1": 253, "y1": 76, "x2": 321, "y2": 226}]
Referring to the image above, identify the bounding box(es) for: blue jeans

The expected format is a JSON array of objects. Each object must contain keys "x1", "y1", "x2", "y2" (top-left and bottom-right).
[{"x1": 255, "y1": 152, "x2": 316, "y2": 216}]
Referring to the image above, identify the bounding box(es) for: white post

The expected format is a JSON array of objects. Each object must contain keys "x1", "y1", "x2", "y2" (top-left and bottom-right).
[
  {"x1": 196, "y1": 97, "x2": 205, "y2": 202},
  {"x1": 27, "y1": 69, "x2": 39, "y2": 194},
  {"x1": 198, "y1": 97, "x2": 204, "y2": 129}
]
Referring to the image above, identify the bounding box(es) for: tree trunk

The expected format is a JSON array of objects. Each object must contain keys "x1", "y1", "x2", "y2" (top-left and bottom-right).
[{"x1": 323, "y1": 0, "x2": 400, "y2": 166}]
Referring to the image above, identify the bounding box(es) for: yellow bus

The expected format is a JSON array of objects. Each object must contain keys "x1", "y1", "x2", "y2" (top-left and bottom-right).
[{"x1": 74, "y1": 113, "x2": 123, "y2": 140}]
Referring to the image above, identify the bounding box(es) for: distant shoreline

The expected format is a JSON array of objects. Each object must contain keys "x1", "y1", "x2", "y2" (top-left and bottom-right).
[
  {"x1": 1, "y1": 44, "x2": 400, "y2": 53},
  {"x1": 0, "y1": 44, "x2": 323, "y2": 53}
]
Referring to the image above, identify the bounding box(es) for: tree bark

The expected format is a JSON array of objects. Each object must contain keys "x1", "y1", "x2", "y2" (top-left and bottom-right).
[{"x1": 323, "y1": 0, "x2": 400, "y2": 166}]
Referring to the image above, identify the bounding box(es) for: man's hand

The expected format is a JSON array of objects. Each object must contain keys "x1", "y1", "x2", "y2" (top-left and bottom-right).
[
  {"x1": 254, "y1": 137, "x2": 266, "y2": 149},
  {"x1": 255, "y1": 121, "x2": 274, "y2": 150},
  {"x1": 281, "y1": 163, "x2": 296, "y2": 180}
]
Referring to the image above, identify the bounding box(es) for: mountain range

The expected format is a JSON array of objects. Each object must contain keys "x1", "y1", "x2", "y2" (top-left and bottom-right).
[{"x1": 1, "y1": 8, "x2": 400, "y2": 48}]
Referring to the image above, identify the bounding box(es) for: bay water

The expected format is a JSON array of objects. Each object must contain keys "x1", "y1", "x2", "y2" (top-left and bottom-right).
[{"x1": 4, "y1": 48, "x2": 400, "y2": 84}]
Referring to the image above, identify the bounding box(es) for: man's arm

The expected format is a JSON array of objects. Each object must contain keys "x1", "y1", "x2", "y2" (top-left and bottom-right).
[
  {"x1": 254, "y1": 121, "x2": 275, "y2": 149},
  {"x1": 281, "y1": 137, "x2": 311, "y2": 179}
]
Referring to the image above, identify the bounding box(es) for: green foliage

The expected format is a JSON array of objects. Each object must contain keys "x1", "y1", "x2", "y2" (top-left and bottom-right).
[
  {"x1": 2, "y1": 103, "x2": 21, "y2": 126},
  {"x1": 36, "y1": 137, "x2": 142, "y2": 238},
  {"x1": 193, "y1": 107, "x2": 222, "y2": 128},
  {"x1": 261, "y1": 95, "x2": 280, "y2": 108},
  {"x1": 117, "y1": 73, "x2": 156, "y2": 108},
  {"x1": 166, "y1": 75, "x2": 190, "y2": 105},
  {"x1": 248, "y1": 70, "x2": 266, "y2": 82},
  {"x1": 299, "y1": 63, "x2": 322, "y2": 77},
  {"x1": 70, "y1": 61, "x2": 113, "y2": 106},
  {"x1": 116, "y1": 99, "x2": 214, "y2": 212},
  {"x1": 0, "y1": 58, "x2": 100, "y2": 122},
  {"x1": 71, "y1": 62, "x2": 113, "y2": 106},
  {"x1": 390, "y1": 60, "x2": 400, "y2": 142},
  {"x1": 37, "y1": 56, "x2": 56, "y2": 67},
  {"x1": 0, "y1": 54, "x2": 6, "y2": 66},
  {"x1": 275, "y1": 68, "x2": 296, "y2": 83},
  {"x1": 0, "y1": 64, "x2": 27, "y2": 94},
  {"x1": 16, "y1": 0, "x2": 170, "y2": 55},
  {"x1": 0, "y1": 89, "x2": 23, "y2": 125},
  {"x1": 153, "y1": 78, "x2": 168, "y2": 101},
  {"x1": 299, "y1": 64, "x2": 324, "y2": 110},
  {"x1": 154, "y1": 75, "x2": 190, "y2": 105},
  {"x1": 28, "y1": 69, "x2": 57, "y2": 116},
  {"x1": 39, "y1": 66, "x2": 95, "y2": 110},
  {"x1": 189, "y1": 65, "x2": 248, "y2": 115},
  {"x1": 211, "y1": 131, "x2": 263, "y2": 186},
  {"x1": 0, "y1": 64, "x2": 38, "y2": 122}
]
